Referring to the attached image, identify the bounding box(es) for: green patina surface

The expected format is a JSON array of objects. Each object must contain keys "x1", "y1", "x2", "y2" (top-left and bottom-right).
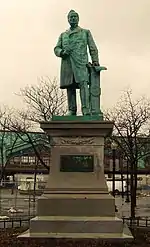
[
  {"x1": 54, "y1": 9, "x2": 107, "y2": 116},
  {"x1": 52, "y1": 114, "x2": 103, "y2": 121}
]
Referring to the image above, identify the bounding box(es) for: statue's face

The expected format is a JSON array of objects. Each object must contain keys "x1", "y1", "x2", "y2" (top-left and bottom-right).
[{"x1": 68, "y1": 12, "x2": 79, "y2": 27}]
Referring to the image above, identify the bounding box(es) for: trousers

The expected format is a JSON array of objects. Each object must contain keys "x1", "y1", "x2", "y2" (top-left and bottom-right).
[{"x1": 67, "y1": 81, "x2": 90, "y2": 115}]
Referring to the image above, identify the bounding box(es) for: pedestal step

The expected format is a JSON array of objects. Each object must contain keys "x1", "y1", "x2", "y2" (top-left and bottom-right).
[
  {"x1": 19, "y1": 224, "x2": 133, "y2": 241},
  {"x1": 38, "y1": 193, "x2": 115, "y2": 217},
  {"x1": 30, "y1": 216, "x2": 123, "y2": 234},
  {"x1": 28, "y1": 231, "x2": 132, "y2": 240}
]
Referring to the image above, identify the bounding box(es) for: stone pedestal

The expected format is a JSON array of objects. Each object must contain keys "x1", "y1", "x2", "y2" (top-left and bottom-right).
[{"x1": 19, "y1": 119, "x2": 133, "y2": 240}]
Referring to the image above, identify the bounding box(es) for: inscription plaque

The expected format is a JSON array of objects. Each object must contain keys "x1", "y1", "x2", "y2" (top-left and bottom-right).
[{"x1": 60, "y1": 155, "x2": 94, "y2": 172}]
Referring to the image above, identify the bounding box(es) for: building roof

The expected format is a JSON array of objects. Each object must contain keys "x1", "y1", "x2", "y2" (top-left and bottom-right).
[{"x1": 0, "y1": 130, "x2": 50, "y2": 164}]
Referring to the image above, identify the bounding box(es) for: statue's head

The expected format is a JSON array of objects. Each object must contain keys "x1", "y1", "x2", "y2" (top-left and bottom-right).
[{"x1": 67, "y1": 10, "x2": 79, "y2": 27}]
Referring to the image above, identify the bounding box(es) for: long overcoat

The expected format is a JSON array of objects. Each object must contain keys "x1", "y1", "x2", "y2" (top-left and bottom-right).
[{"x1": 54, "y1": 26, "x2": 99, "y2": 89}]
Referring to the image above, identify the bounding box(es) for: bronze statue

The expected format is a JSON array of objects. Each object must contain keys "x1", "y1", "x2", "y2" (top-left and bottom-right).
[{"x1": 54, "y1": 10, "x2": 106, "y2": 116}]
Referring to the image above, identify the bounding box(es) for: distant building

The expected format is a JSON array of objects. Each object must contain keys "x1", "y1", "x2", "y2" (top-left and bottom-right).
[
  {"x1": 0, "y1": 131, "x2": 50, "y2": 180},
  {"x1": 0, "y1": 131, "x2": 149, "y2": 181}
]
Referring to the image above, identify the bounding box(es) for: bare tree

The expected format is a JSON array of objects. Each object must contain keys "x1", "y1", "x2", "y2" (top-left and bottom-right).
[
  {"x1": 0, "y1": 106, "x2": 20, "y2": 183},
  {"x1": 105, "y1": 89, "x2": 150, "y2": 218},
  {"x1": 0, "y1": 78, "x2": 66, "y2": 182},
  {"x1": 0, "y1": 78, "x2": 66, "y2": 207},
  {"x1": 0, "y1": 106, "x2": 50, "y2": 172},
  {"x1": 13, "y1": 77, "x2": 67, "y2": 171},
  {"x1": 6, "y1": 111, "x2": 50, "y2": 171},
  {"x1": 19, "y1": 77, "x2": 67, "y2": 122}
]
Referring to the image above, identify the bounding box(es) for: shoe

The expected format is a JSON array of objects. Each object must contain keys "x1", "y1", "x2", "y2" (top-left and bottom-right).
[
  {"x1": 84, "y1": 112, "x2": 90, "y2": 116},
  {"x1": 66, "y1": 111, "x2": 76, "y2": 116}
]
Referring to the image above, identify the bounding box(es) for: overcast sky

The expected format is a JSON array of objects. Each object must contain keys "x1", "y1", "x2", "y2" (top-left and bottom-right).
[{"x1": 0, "y1": 0, "x2": 150, "y2": 110}]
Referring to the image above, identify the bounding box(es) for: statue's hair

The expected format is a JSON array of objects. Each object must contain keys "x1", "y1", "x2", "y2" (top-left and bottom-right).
[{"x1": 67, "y1": 10, "x2": 79, "y2": 19}]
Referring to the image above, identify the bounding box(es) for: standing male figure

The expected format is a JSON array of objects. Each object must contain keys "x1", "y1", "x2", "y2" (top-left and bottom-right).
[{"x1": 54, "y1": 10, "x2": 99, "y2": 116}]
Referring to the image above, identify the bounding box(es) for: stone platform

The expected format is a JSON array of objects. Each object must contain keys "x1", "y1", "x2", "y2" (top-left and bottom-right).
[{"x1": 19, "y1": 118, "x2": 133, "y2": 241}]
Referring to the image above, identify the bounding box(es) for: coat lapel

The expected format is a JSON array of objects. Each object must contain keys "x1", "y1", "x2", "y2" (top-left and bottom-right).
[{"x1": 66, "y1": 26, "x2": 82, "y2": 36}]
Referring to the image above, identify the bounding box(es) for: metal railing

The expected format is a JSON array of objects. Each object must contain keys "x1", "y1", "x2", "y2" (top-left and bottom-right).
[
  {"x1": 0, "y1": 215, "x2": 34, "y2": 229},
  {"x1": 122, "y1": 216, "x2": 150, "y2": 228}
]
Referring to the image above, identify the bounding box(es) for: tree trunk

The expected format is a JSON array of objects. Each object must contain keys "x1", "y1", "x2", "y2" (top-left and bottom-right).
[
  {"x1": 120, "y1": 156, "x2": 124, "y2": 198},
  {"x1": 33, "y1": 161, "x2": 37, "y2": 199},
  {"x1": 33, "y1": 159, "x2": 38, "y2": 215},
  {"x1": 130, "y1": 160, "x2": 136, "y2": 219},
  {"x1": 130, "y1": 173, "x2": 135, "y2": 218},
  {"x1": 134, "y1": 172, "x2": 137, "y2": 207},
  {"x1": 125, "y1": 159, "x2": 130, "y2": 202}
]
